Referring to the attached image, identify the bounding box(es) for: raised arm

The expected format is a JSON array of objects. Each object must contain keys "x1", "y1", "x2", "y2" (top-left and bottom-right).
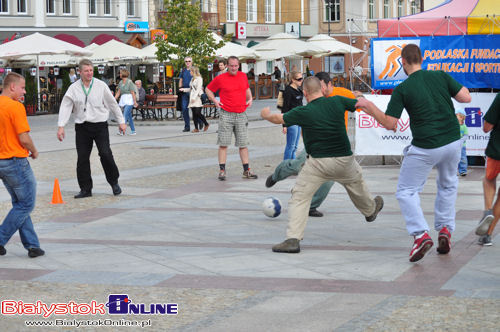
[
  {"x1": 261, "y1": 107, "x2": 284, "y2": 124},
  {"x1": 355, "y1": 98, "x2": 398, "y2": 132}
]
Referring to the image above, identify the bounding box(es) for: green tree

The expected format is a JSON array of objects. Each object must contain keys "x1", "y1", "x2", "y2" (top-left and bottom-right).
[{"x1": 155, "y1": 0, "x2": 224, "y2": 79}]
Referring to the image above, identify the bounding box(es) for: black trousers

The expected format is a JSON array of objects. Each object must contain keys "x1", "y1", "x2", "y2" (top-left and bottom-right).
[
  {"x1": 191, "y1": 107, "x2": 208, "y2": 130},
  {"x1": 75, "y1": 122, "x2": 119, "y2": 191}
]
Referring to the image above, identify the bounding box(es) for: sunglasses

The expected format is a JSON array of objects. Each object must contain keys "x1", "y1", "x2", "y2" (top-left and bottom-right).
[
  {"x1": 185, "y1": 60, "x2": 192, "y2": 63},
  {"x1": 295, "y1": 77, "x2": 303, "y2": 81}
]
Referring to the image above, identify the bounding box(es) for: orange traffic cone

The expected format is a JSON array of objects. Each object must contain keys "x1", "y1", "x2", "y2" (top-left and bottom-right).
[{"x1": 50, "y1": 178, "x2": 66, "y2": 204}]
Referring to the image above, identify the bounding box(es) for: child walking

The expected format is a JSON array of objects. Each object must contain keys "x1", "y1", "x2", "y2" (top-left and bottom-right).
[{"x1": 456, "y1": 109, "x2": 468, "y2": 176}]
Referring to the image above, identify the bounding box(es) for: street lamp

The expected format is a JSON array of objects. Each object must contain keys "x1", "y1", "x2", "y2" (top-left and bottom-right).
[{"x1": 326, "y1": 0, "x2": 332, "y2": 73}]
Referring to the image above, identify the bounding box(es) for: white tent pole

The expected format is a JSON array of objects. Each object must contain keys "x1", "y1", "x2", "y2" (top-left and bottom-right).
[{"x1": 36, "y1": 54, "x2": 40, "y2": 112}]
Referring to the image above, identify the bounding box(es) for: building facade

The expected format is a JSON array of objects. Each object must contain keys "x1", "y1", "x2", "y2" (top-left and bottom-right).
[{"x1": 0, "y1": 0, "x2": 149, "y2": 45}]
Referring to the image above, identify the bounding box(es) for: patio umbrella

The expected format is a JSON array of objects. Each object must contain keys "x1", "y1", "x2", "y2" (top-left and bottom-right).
[
  {"x1": 250, "y1": 33, "x2": 325, "y2": 57},
  {"x1": 214, "y1": 41, "x2": 258, "y2": 60},
  {"x1": 0, "y1": 32, "x2": 92, "y2": 109},
  {"x1": 306, "y1": 34, "x2": 364, "y2": 56},
  {"x1": 140, "y1": 42, "x2": 178, "y2": 64},
  {"x1": 86, "y1": 39, "x2": 144, "y2": 65}
]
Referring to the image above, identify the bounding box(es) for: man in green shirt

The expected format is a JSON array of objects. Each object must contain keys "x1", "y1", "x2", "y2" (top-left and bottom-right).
[
  {"x1": 355, "y1": 44, "x2": 471, "y2": 262},
  {"x1": 476, "y1": 92, "x2": 500, "y2": 246},
  {"x1": 261, "y1": 76, "x2": 383, "y2": 253}
]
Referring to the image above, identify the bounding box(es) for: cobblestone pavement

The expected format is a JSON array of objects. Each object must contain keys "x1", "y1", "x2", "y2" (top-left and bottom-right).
[{"x1": 0, "y1": 102, "x2": 498, "y2": 331}]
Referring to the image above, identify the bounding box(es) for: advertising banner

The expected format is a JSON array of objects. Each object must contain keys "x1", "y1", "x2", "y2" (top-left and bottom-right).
[
  {"x1": 124, "y1": 21, "x2": 149, "y2": 33},
  {"x1": 371, "y1": 35, "x2": 500, "y2": 89},
  {"x1": 354, "y1": 93, "x2": 497, "y2": 156}
]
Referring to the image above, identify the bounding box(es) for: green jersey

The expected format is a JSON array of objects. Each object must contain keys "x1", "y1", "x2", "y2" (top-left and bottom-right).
[
  {"x1": 283, "y1": 96, "x2": 357, "y2": 158},
  {"x1": 484, "y1": 93, "x2": 500, "y2": 160},
  {"x1": 386, "y1": 70, "x2": 462, "y2": 149}
]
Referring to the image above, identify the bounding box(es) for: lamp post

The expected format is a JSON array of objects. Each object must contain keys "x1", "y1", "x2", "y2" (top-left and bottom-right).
[{"x1": 326, "y1": 0, "x2": 332, "y2": 73}]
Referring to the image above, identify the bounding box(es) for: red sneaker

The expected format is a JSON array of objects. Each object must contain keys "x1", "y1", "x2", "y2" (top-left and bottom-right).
[
  {"x1": 437, "y1": 226, "x2": 451, "y2": 254},
  {"x1": 409, "y1": 232, "x2": 433, "y2": 262}
]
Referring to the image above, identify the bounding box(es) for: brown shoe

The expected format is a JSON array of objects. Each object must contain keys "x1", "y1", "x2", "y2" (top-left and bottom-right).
[
  {"x1": 242, "y1": 169, "x2": 258, "y2": 179},
  {"x1": 366, "y1": 196, "x2": 384, "y2": 222},
  {"x1": 272, "y1": 238, "x2": 300, "y2": 253},
  {"x1": 203, "y1": 123, "x2": 210, "y2": 131},
  {"x1": 191, "y1": 129, "x2": 199, "y2": 133}
]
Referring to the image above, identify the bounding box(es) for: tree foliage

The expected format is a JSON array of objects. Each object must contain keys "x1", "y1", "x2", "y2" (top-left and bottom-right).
[{"x1": 155, "y1": 0, "x2": 224, "y2": 76}]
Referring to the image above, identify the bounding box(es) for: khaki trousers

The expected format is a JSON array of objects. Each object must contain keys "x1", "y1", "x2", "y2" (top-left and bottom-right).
[{"x1": 286, "y1": 155, "x2": 376, "y2": 240}]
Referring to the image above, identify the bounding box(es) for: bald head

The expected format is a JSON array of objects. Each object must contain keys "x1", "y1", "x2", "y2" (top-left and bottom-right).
[{"x1": 302, "y1": 76, "x2": 322, "y2": 95}]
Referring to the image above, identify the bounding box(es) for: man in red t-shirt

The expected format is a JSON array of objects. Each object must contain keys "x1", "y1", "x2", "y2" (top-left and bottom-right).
[{"x1": 206, "y1": 56, "x2": 258, "y2": 181}]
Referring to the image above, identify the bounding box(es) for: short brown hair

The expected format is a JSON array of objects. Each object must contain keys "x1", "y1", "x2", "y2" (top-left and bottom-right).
[
  {"x1": 401, "y1": 44, "x2": 422, "y2": 65},
  {"x1": 302, "y1": 76, "x2": 321, "y2": 95},
  {"x1": 3, "y1": 72, "x2": 24, "y2": 90}
]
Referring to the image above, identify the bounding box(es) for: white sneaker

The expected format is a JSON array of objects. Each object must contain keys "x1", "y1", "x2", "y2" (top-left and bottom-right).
[
  {"x1": 476, "y1": 213, "x2": 494, "y2": 236},
  {"x1": 128, "y1": 132, "x2": 136, "y2": 136},
  {"x1": 116, "y1": 132, "x2": 124, "y2": 136}
]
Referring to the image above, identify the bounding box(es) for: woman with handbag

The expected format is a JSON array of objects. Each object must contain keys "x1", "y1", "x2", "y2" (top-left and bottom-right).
[
  {"x1": 281, "y1": 71, "x2": 303, "y2": 159},
  {"x1": 115, "y1": 69, "x2": 138, "y2": 135},
  {"x1": 181, "y1": 66, "x2": 209, "y2": 133}
]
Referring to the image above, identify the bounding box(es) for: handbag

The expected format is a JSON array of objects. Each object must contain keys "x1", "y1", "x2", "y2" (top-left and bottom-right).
[{"x1": 277, "y1": 90, "x2": 284, "y2": 109}]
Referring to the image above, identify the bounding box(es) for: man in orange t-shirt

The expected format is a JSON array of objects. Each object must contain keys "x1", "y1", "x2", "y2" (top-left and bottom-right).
[{"x1": 0, "y1": 72, "x2": 44, "y2": 258}]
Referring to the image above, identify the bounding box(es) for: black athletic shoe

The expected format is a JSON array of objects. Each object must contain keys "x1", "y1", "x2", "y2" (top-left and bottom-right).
[
  {"x1": 28, "y1": 248, "x2": 45, "y2": 258},
  {"x1": 112, "y1": 183, "x2": 122, "y2": 196},
  {"x1": 0, "y1": 245, "x2": 6, "y2": 256},
  {"x1": 265, "y1": 174, "x2": 277, "y2": 188},
  {"x1": 74, "y1": 190, "x2": 92, "y2": 199},
  {"x1": 308, "y1": 208, "x2": 324, "y2": 217}
]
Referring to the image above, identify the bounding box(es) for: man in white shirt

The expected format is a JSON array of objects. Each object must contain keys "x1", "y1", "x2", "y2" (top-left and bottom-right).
[{"x1": 57, "y1": 59, "x2": 126, "y2": 199}]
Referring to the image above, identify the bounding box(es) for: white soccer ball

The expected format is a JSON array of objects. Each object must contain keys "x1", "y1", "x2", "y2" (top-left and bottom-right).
[{"x1": 262, "y1": 197, "x2": 282, "y2": 218}]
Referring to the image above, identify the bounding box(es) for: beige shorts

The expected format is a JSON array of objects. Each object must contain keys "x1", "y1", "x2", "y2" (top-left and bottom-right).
[{"x1": 217, "y1": 109, "x2": 249, "y2": 147}]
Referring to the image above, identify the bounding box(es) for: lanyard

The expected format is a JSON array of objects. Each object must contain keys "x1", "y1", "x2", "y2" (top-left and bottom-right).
[{"x1": 81, "y1": 78, "x2": 94, "y2": 112}]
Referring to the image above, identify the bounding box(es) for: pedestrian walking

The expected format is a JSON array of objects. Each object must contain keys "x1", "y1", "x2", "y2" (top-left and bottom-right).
[
  {"x1": 476, "y1": 92, "x2": 500, "y2": 246},
  {"x1": 355, "y1": 44, "x2": 471, "y2": 262},
  {"x1": 181, "y1": 66, "x2": 209, "y2": 133},
  {"x1": 205, "y1": 56, "x2": 258, "y2": 181},
  {"x1": 57, "y1": 59, "x2": 126, "y2": 199},
  {"x1": 261, "y1": 76, "x2": 384, "y2": 253},
  {"x1": 115, "y1": 69, "x2": 138, "y2": 136},
  {"x1": 281, "y1": 71, "x2": 303, "y2": 160},
  {"x1": 0, "y1": 72, "x2": 44, "y2": 258}
]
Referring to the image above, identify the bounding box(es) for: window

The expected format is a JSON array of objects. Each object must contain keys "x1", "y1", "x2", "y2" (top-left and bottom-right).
[
  {"x1": 368, "y1": 0, "x2": 374, "y2": 19},
  {"x1": 246, "y1": 0, "x2": 257, "y2": 22},
  {"x1": 226, "y1": 0, "x2": 236, "y2": 22},
  {"x1": 89, "y1": 0, "x2": 96, "y2": 15},
  {"x1": 18, "y1": 0, "x2": 26, "y2": 13},
  {"x1": 127, "y1": 0, "x2": 135, "y2": 16},
  {"x1": 265, "y1": 0, "x2": 275, "y2": 23},
  {"x1": 398, "y1": 0, "x2": 403, "y2": 17},
  {"x1": 266, "y1": 61, "x2": 273, "y2": 74},
  {"x1": 63, "y1": 0, "x2": 71, "y2": 14},
  {"x1": 325, "y1": 0, "x2": 340, "y2": 22},
  {"x1": 104, "y1": 0, "x2": 111, "y2": 15},
  {"x1": 46, "y1": 0, "x2": 54, "y2": 14},
  {"x1": 0, "y1": 0, "x2": 8, "y2": 13},
  {"x1": 411, "y1": 1, "x2": 417, "y2": 15},
  {"x1": 383, "y1": 0, "x2": 389, "y2": 18}
]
